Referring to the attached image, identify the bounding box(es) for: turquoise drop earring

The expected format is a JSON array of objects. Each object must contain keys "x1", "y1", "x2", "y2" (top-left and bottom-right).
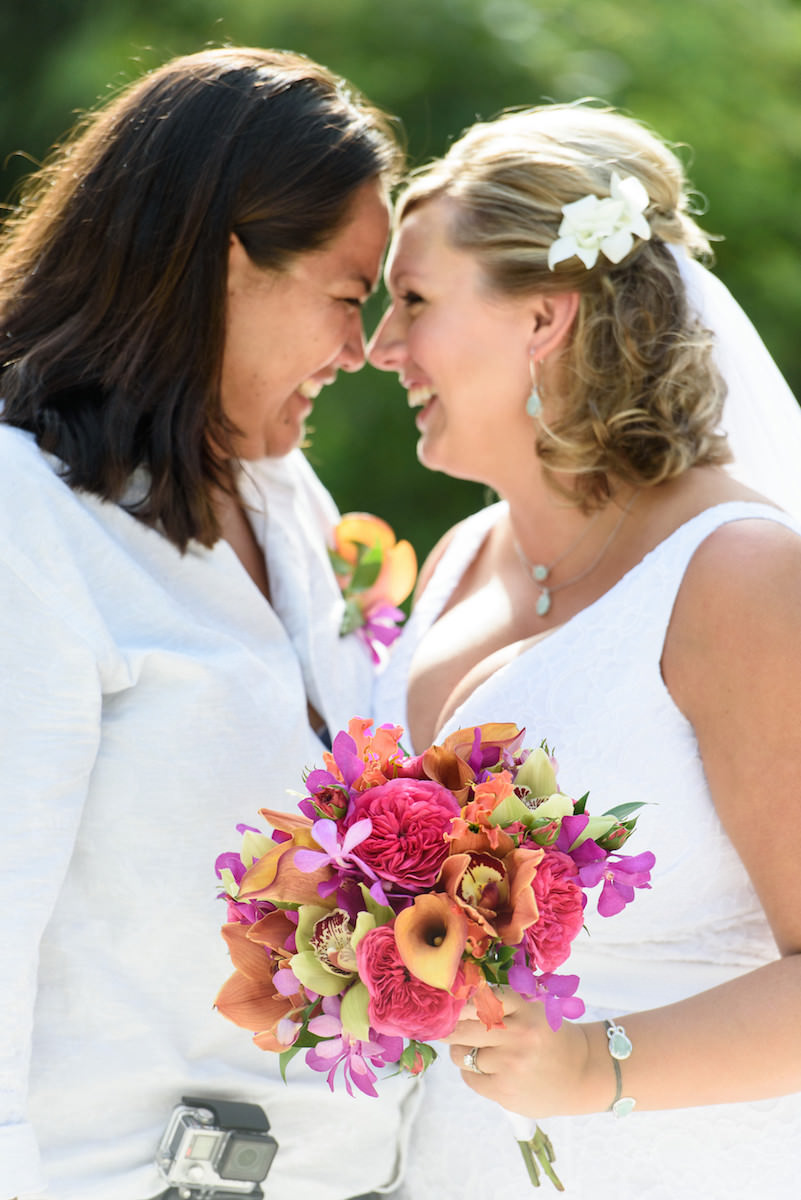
[{"x1": 526, "y1": 355, "x2": 542, "y2": 418}]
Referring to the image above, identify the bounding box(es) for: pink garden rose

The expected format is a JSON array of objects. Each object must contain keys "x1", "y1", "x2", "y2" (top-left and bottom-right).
[
  {"x1": 356, "y1": 923, "x2": 466, "y2": 1041},
  {"x1": 524, "y1": 848, "x2": 585, "y2": 972},
  {"x1": 345, "y1": 776, "x2": 460, "y2": 889}
]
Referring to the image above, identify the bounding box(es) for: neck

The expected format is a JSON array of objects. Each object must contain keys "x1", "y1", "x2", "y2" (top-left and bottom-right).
[{"x1": 508, "y1": 483, "x2": 640, "y2": 617}]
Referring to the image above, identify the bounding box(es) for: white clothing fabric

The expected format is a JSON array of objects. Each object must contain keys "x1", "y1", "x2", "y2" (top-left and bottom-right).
[
  {"x1": 374, "y1": 499, "x2": 801, "y2": 1199},
  {"x1": 0, "y1": 425, "x2": 418, "y2": 1200},
  {"x1": 673, "y1": 248, "x2": 801, "y2": 520}
]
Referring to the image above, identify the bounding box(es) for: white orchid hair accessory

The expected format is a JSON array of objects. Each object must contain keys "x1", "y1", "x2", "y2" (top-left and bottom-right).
[{"x1": 547, "y1": 172, "x2": 651, "y2": 271}]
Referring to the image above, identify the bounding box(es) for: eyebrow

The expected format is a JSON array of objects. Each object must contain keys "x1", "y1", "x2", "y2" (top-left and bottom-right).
[{"x1": 345, "y1": 271, "x2": 378, "y2": 295}]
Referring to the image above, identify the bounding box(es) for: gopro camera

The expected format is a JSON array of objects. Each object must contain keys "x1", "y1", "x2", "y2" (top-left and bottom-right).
[{"x1": 156, "y1": 1096, "x2": 278, "y2": 1199}]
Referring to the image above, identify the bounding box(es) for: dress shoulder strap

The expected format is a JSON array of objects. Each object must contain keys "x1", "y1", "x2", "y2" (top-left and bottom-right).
[{"x1": 600, "y1": 500, "x2": 801, "y2": 658}]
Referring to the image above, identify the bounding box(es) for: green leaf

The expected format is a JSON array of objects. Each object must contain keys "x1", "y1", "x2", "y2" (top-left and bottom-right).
[
  {"x1": 328, "y1": 549, "x2": 353, "y2": 576},
  {"x1": 278, "y1": 1044, "x2": 304, "y2": 1083},
  {"x1": 339, "y1": 597, "x2": 366, "y2": 635},
  {"x1": 602, "y1": 801, "x2": 649, "y2": 821},
  {"x1": 348, "y1": 544, "x2": 383, "y2": 592}
]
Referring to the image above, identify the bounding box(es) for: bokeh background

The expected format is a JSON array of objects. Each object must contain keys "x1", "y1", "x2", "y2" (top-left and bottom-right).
[{"x1": 2, "y1": 0, "x2": 799, "y2": 563}]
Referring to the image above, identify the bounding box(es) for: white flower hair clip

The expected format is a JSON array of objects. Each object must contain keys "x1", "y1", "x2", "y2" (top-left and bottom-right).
[{"x1": 548, "y1": 172, "x2": 651, "y2": 271}]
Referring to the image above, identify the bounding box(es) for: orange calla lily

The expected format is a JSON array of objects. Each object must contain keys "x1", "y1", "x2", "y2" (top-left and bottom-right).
[
  {"x1": 394, "y1": 893, "x2": 469, "y2": 991},
  {"x1": 422, "y1": 724, "x2": 525, "y2": 804},
  {"x1": 238, "y1": 824, "x2": 335, "y2": 907}
]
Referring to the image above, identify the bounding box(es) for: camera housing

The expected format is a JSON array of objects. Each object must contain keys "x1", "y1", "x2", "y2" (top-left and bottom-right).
[{"x1": 156, "y1": 1097, "x2": 278, "y2": 1198}]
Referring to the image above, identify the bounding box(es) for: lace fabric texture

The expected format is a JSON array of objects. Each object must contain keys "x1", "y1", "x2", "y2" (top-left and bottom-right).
[{"x1": 375, "y1": 499, "x2": 801, "y2": 1199}]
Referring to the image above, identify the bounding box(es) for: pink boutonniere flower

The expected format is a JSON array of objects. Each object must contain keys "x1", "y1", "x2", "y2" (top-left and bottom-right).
[{"x1": 329, "y1": 513, "x2": 417, "y2": 663}]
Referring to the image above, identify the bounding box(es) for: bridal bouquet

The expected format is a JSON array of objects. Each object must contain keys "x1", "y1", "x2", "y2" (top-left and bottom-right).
[{"x1": 215, "y1": 720, "x2": 654, "y2": 1190}]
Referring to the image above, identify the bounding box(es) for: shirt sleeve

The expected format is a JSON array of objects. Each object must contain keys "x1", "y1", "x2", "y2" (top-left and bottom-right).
[{"x1": 0, "y1": 558, "x2": 103, "y2": 1199}]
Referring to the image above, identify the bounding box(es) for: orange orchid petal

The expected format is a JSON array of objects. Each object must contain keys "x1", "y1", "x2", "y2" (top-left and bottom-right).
[
  {"x1": 221, "y1": 922, "x2": 274, "y2": 980},
  {"x1": 495, "y1": 847, "x2": 545, "y2": 944},
  {"x1": 256, "y1": 809, "x2": 314, "y2": 836},
  {"x1": 246, "y1": 909, "x2": 297, "y2": 954},
  {"x1": 448, "y1": 826, "x2": 516, "y2": 857},
  {"x1": 472, "y1": 978, "x2": 506, "y2": 1031},
  {"x1": 343, "y1": 716, "x2": 377, "y2": 756},
  {"x1": 214, "y1": 968, "x2": 294, "y2": 1032},
  {"x1": 395, "y1": 893, "x2": 468, "y2": 991},
  {"x1": 439, "y1": 853, "x2": 503, "y2": 939},
  {"x1": 253, "y1": 1027, "x2": 295, "y2": 1052}
]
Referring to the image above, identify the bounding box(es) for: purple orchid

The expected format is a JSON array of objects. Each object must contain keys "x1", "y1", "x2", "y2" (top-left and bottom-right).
[
  {"x1": 293, "y1": 817, "x2": 376, "y2": 882},
  {"x1": 507, "y1": 963, "x2": 586, "y2": 1031},
  {"x1": 215, "y1": 843, "x2": 275, "y2": 925},
  {"x1": 305, "y1": 996, "x2": 404, "y2": 1097},
  {"x1": 357, "y1": 602, "x2": 407, "y2": 664},
  {"x1": 570, "y1": 840, "x2": 656, "y2": 916}
]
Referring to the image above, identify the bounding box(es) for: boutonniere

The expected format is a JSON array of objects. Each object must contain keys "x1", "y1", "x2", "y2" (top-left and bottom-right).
[{"x1": 329, "y1": 513, "x2": 417, "y2": 663}]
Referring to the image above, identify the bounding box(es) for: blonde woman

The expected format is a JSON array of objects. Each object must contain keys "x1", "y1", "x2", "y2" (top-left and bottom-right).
[{"x1": 370, "y1": 104, "x2": 801, "y2": 1198}]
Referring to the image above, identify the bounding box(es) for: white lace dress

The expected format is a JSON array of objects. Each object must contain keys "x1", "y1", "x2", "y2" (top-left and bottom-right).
[{"x1": 374, "y1": 500, "x2": 801, "y2": 1200}]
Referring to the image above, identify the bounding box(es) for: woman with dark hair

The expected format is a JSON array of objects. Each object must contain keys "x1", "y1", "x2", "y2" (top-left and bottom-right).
[
  {"x1": 369, "y1": 104, "x2": 801, "y2": 1197},
  {"x1": 0, "y1": 48, "x2": 417, "y2": 1200}
]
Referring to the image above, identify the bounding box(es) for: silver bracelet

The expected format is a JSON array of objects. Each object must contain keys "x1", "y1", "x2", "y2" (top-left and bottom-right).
[{"x1": 605, "y1": 1020, "x2": 636, "y2": 1117}]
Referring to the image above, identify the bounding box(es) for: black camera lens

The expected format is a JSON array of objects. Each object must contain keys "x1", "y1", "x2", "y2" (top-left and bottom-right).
[{"x1": 219, "y1": 1131, "x2": 278, "y2": 1182}]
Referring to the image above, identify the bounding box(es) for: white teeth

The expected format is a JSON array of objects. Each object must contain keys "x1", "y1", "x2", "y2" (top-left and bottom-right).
[
  {"x1": 407, "y1": 385, "x2": 436, "y2": 408},
  {"x1": 298, "y1": 379, "x2": 324, "y2": 400}
]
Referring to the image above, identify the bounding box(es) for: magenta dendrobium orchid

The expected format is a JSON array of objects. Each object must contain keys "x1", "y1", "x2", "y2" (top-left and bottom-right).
[{"x1": 305, "y1": 995, "x2": 404, "y2": 1098}]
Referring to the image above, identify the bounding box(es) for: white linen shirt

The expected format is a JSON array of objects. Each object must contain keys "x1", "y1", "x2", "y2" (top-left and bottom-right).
[{"x1": 0, "y1": 426, "x2": 418, "y2": 1200}]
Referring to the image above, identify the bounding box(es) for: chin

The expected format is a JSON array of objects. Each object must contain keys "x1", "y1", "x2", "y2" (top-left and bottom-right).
[
  {"x1": 416, "y1": 438, "x2": 495, "y2": 489},
  {"x1": 253, "y1": 422, "x2": 307, "y2": 460}
]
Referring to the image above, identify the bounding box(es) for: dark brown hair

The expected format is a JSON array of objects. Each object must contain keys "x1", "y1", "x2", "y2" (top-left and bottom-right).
[{"x1": 0, "y1": 47, "x2": 402, "y2": 547}]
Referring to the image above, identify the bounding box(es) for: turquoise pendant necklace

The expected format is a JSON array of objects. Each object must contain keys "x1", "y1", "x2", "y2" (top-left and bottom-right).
[{"x1": 515, "y1": 491, "x2": 639, "y2": 617}]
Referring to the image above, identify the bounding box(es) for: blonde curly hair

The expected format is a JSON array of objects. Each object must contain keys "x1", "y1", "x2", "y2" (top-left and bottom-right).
[{"x1": 397, "y1": 103, "x2": 730, "y2": 507}]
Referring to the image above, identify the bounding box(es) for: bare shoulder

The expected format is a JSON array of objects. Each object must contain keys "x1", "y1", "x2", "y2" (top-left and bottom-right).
[
  {"x1": 665, "y1": 515, "x2": 801, "y2": 684},
  {"x1": 675, "y1": 515, "x2": 801, "y2": 627}
]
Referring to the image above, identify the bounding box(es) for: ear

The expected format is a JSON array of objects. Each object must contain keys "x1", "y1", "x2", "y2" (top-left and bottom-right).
[
  {"x1": 227, "y1": 232, "x2": 248, "y2": 273},
  {"x1": 226, "y1": 233, "x2": 262, "y2": 294},
  {"x1": 527, "y1": 292, "x2": 580, "y2": 359}
]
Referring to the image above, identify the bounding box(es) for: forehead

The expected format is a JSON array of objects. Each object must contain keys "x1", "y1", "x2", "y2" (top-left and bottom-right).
[
  {"x1": 302, "y1": 178, "x2": 390, "y2": 287},
  {"x1": 386, "y1": 196, "x2": 478, "y2": 283}
]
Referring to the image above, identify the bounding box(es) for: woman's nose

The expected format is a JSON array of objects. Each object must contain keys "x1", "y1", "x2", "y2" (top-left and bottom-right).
[
  {"x1": 367, "y1": 307, "x2": 405, "y2": 372},
  {"x1": 337, "y1": 315, "x2": 368, "y2": 374}
]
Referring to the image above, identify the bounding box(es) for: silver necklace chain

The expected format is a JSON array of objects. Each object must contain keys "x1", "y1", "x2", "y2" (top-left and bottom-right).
[{"x1": 515, "y1": 490, "x2": 640, "y2": 616}]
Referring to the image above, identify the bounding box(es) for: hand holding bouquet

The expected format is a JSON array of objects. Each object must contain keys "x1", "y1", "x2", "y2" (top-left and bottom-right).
[{"x1": 215, "y1": 720, "x2": 654, "y2": 1190}]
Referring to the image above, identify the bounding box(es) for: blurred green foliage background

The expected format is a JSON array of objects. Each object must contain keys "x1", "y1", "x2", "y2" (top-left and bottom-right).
[{"x1": 2, "y1": 0, "x2": 799, "y2": 562}]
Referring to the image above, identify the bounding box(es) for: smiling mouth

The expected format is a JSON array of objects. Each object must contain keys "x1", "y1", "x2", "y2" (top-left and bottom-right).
[
  {"x1": 297, "y1": 378, "x2": 329, "y2": 401},
  {"x1": 407, "y1": 385, "x2": 437, "y2": 409}
]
